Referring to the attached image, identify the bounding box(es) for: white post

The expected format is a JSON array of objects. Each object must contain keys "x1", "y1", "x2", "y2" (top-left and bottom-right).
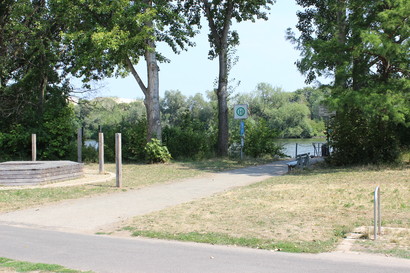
[
  {"x1": 115, "y1": 133, "x2": 122, "y2": 188},
  {"x1": 98, "y1": 132, "x2": 104, "y2": 174},
  {"x1": 374, "y1": 186, "x2": 381, "y2": 240},
  {"x1": 31, "y1": 134, "x2": 36, "y2": 161}
]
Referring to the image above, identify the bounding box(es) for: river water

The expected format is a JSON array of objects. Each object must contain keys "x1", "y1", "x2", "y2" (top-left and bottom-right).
[{"x1": 275, "y1": 138, "x2": 327, "y2": 158}]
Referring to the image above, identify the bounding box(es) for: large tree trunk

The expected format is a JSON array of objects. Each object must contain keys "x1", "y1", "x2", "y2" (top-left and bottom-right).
[
  {"x1": 334, "y1": 0, "x2": 348, "y2": 88},
  {"x1": 203, "y1": 0, "x2": 233, "y2": 157},
  {"x1": 216, "y1": 47, "x2": 229, "y2": 156},
  {"x1": 125, "y1": 48, "x2": 161, "y2": 143},
  {"x1": 144, "y1": 42, "x2": 162, "y2": 142}
]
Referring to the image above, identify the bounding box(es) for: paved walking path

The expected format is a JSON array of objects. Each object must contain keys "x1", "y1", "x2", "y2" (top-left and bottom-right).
[{"x1": 0, "y1": 160, "x2": 305, "y2": 233}]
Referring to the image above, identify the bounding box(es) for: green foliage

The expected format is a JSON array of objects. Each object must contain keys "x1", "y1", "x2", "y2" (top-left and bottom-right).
[
  {"x1": 307, "y1": 119, "x2": 326, "y2": 137},
  {"x1": 163, "y1": 114, "x2": 214, "y2": 160},
  {"x1": 0, "y1": 1, "x2": 77, "y2": 161},
  {"x1": 100, "y1": 118, "x2": 147, "y2": 163},
  {"x1": 51, "y1": 0, "x2": 196, "y2": 83},
  {"x1": 75, "y1": 97, "x2": 146, "y2": 139},
  {"x1": 0, "y1": 86, "x2": 77, "y2": 162},
  {"x1": 243, "y1": 119, "x2": 283, "y2": 158},
  {"x1": 233, "y1": 83, "x2": 325, "y2": 139},
  {"x1": 179, "y1": 0, "x2": 275, "y2": 156},
  {"x1": 39, "y1": 94, "x2": 77, "y2": 160},
  {"x1": 0, "y1": 124, "x2": 30, "y2": 161},
  {"x1": 291, "y1": 0, "x2": 410, "y2": 165},
  {"x1": 144, "y1": 139, "x2": 172, "y2": 164},
  {"x1": 329, "y1": 82, "x2": 408, "y2": 165},
  {"x1": 161, "y1": 91, "x2": 216, "y2": 160}
]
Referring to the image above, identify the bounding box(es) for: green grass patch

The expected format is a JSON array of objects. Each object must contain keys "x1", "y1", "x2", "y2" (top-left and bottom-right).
[
  {"x1": 128, "y1": 230, "x2": 336, "y2": 253},
  {"x1": 0, "y1": 257, "x2": 92, "y2": 272}
]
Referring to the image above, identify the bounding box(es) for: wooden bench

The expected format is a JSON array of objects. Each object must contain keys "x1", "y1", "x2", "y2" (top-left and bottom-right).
[{"x1": 287, "y1": 153, "x2": 310, "y2": 171}]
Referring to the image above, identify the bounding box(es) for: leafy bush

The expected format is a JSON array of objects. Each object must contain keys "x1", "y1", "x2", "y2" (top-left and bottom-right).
[
  {"x1": 329, "y1": 109, "x2": 400, "y2": 165},
  {"x1": 326, "y1": 78, "x2": 409, "y2": 165},
  {"x1": 102, "y1": 118, "x2": 147, "y2": 162},
  {"x1": 0, "y1": 85, "x2": 76, "y2": 161},
  {"x1": 0, "y1": 124, "x2": 31, "y2": 161},
  {"x1": 243, "y1": 119, "x2": 284, "y2": 158},
  {"x1": 145, "y1": 139, "x2": 172, "y2": 163},
  {"x1": 82, "y1": 145, "x2": 98, "y2": 163},
  {"x1": 162, "y1": 111, "x2": 215, "y2": 160}
]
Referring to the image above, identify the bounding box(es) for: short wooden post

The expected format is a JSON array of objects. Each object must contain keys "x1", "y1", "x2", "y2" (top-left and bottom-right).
[
  {"x1": 98, "y1": 132, "x2": 104, "y2": 174},
  {"x1": 77, "y1": 128, "x2": 82, "y2": 163},
  {"x1": 115, "y1": 133, "x2": 122, "y2": 188},
  {"x1": 31, "y1": 134, "x2": 36, "y2": 161}
]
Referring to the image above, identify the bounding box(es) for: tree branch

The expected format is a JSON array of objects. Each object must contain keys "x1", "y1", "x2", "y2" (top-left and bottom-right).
[
  {"x1": 125, "y1": 56, "x2": 147, "y2": 96},
  {"x1": 203, "y1": 0, "x2": 221, "y2": 48},
  {"x1": 221, "y1": 0, "x2": 234, "y2": 44}
]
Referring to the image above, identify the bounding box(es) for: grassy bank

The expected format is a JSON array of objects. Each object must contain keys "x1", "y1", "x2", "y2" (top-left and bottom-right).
[{"x1": 116, "y1": 164, "x2": 410, "y2": 256}]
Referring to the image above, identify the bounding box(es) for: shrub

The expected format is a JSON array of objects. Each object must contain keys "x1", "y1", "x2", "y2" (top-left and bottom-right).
[
  {"x1": 244, "y1": 119, "x2": 284, "y2": 158},
  {"x1": 144, "y1": 139, "x2": 172, "y2": 163},
  {"x1": 162, "y1": 112, "x2": 215, "y2": 160}
]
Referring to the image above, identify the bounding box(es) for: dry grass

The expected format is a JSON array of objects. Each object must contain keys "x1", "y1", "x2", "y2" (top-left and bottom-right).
[
  {"x1": 352, "y1": 227, "x2": 410, "y2": 258},
  {"x1": 119, "y1": 164, "x2": 410, "y2": 253},
  {"x1": 0, "y1": 159, "x2": 265, "y2": 213}
]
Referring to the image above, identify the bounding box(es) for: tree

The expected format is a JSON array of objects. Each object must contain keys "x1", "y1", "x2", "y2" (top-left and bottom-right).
[
  {"x1": 160, "y1": 90, "x2": 189, "y2": 126},
  {"x1": 289, "y1": 0, "x2": 410, "y2": 164},
  {"x1": 50, "y1": 0, "x2": 196, "y2": 142},
  {"x1": 179, "y1": 0, "x2": 275, "y2": 156},
  {"x1": 160, "y1": 90, "x2": 216, "y2": 159},
  {"x1": 0, "y1": 0, "x2": 76, "y2": 161}
]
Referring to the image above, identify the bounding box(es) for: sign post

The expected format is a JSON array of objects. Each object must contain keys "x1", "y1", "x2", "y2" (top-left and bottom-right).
[
  {"x1": 318, "y1": 105, "x2": 336, "y2": 156},
  {"x1": 234, "y1": 104, "x2": 248, "y2": 160}
]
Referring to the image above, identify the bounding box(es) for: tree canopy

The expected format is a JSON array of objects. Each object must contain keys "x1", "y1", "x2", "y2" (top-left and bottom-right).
[
  {"x1": 51, "y1": 0, "x2": 196, "y2": 141},
  {"x1": 289, "y1": 0, "x2": 410, "y2": 164}
]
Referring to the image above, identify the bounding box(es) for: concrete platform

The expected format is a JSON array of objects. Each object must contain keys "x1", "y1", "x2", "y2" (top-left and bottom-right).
[{"x1": 0, "y1": 161, "x2": 84, "y2": 186}]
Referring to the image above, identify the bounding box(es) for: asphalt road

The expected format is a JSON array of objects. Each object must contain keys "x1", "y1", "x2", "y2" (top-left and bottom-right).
[{"x1": 1, "y1": 225, "x2": 410, "y2": 273}]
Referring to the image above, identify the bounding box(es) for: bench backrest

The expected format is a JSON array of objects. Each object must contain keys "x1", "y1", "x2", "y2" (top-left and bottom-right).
[{"x1": 296, "y1": 153, "x2": 310, "y2": 167}]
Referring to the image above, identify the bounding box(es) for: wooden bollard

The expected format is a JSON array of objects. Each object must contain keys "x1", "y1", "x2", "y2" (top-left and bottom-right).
[
  {"x1": 77, "y1": 128, "x2": 83, "y2": 163},
  {"x1": 99, "y1": 132, "x2": 104, "y2": 174},
  {"x1": 31, "y1": 134, "x2": 36, "y2": 161},
  {"x1": 115, "y1": 133, "x2": 122, "y2": 188}
]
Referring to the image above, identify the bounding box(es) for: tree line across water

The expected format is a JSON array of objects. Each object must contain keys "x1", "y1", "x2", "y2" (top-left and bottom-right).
[
  {"x1": 76, "y1": 84, "x2": 326, "y2": 162},
  {"x1": 1, "y1": 1, "x2": 408, "y2": 164}
]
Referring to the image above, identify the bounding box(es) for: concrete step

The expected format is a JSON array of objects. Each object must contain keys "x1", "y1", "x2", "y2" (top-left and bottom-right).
[{"x1": 0, "y1": 161, "x2": 84, "y2": 186}]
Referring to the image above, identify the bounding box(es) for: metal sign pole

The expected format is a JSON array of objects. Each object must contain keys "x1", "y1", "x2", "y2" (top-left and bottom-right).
[
  {"x1": 234, "y1": 104, "x2": 248, "y2": 160},
  {"x1": 240, "y1": 120, "x2": 245, "y2": 160}
]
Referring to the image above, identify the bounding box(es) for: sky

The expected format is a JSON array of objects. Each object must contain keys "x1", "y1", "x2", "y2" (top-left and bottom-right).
[{"x1": 76, "y1": 1, "x2": 326, "y2": 100}]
